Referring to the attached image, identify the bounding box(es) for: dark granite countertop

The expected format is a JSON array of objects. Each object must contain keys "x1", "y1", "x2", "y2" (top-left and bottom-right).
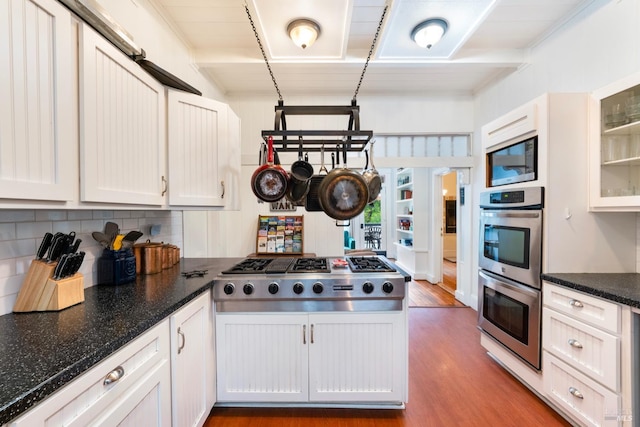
[
  {"x1": 542, "y1": 273, "x2": 640, "y2": 309},
  {"x1": 0, "y1": 257, "x2": 240, "y2": 425}
]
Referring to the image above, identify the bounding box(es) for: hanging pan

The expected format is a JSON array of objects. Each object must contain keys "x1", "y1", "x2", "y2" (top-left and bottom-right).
[
  {"x1": 362, "y1": 140, "x2": 382, "y2": 203},
  {"x1": 286, "y1": 137, "x2": 314, "y2": 205},
  {"x1": 318, "y1": 144, "x2": 369, "y2": 220},
  {"x1": 305, "y1": 145, "x2": 329, "y2": 212},
  {"x1": 251, "y1": 136, "x2": 288, "y2": 202}
]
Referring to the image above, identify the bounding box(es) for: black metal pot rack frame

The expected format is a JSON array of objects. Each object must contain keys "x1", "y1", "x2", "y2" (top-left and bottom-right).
[{"x1": 262, "y1": 100, "x2": 373, "y2": 153}]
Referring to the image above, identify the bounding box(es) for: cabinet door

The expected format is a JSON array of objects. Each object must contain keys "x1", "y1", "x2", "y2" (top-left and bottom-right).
[
  {"x1": 170, "y1": 291, "x2": 214, "y2": 427},
  {"x1": 308, "y1": 312, "x2": 407, "y2": 403},
  {"x1": 0, "y1": 0, "x2": 75, "y2": 201},
  {"x1": 79, "y1": 24, "x2": 165, "y2": 205},
  {"x1": 215, "y1": 313, "x2": 309, "y2": 402},
  {"x1": 167, "y1": 90, "x2": 228, "y2": 207},
  {"x1": 221, "y1": 107, "x2": 241, "y2": 211},
  {"x1": 589, "y1": 71, "x2": 640, "y2": 210}
]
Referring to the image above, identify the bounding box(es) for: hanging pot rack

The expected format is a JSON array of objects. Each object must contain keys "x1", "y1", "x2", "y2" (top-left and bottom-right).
[
  {"x1": 260, "y1": 100, "x2": 372, "y2": 152},
  {"x1": 246, "y1": 3, "x2": 387, "y2": 153}
]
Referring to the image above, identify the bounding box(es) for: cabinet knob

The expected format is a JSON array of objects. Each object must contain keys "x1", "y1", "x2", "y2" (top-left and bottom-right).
[
  {"x1": 568, "y1": 338, "x2": 583, "y2": 349},
  {"x1": 569, "y1": 299, "x2": 583, "y2": 308},
  {"x1": 568, "y1": 386, "x2": 584, "y2": 399},
  {"x1": 103, "y1": 366, "x2": 125, "y2": 386}
]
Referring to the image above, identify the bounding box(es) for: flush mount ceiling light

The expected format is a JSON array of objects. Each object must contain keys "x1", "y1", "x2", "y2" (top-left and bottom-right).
[
  {"x1": 411, "y1": 18, "x2": 448, "y2": 49},
  {"x1": 287, "y1": 18, "x2": 321, "y2": 49}
]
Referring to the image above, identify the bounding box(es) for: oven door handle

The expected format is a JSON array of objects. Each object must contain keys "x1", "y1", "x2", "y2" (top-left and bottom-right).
[
  {"x1": 479, "y1": 270, "x2": 540, "y2": 300},
  {"x1": 481, "y1": 211, "x2": 541, "y2": 219}
]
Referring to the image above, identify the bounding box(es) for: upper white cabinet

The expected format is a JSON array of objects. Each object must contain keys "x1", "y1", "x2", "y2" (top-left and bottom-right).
[
  {"x1": 79, "y1": 23, "x2": 166, "y2": 206},
  {"x1": 589, "y1": 71, "x2": 640, "y2": 210},
  {"x1": 167, "y1": 90, "x2": 230, "y2": 207},
  {"x1": 0, "y1": 0, "x2": 75, "y2": 201}
]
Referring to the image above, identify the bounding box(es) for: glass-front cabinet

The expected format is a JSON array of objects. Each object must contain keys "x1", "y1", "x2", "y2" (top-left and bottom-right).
[{"x1": 590, "y1": 71, "x2": 640, "y2": 210}]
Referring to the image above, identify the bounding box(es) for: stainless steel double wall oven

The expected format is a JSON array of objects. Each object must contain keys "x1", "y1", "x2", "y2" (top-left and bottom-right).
[{"x1": 477, "y1": 186, "x2": 543, "y2": 370}]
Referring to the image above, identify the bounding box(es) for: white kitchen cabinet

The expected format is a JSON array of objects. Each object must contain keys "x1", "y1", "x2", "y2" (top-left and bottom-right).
[
  {"x1": 308, "y1": 312, "x2": 406, "y2": 403},
  {"x1": 79, "y1": 23, "x2": 166, "y2": 206},
  {"x1": 167, "y1": 90, "x2": 230, "y2": 207},
  {"x1": 215, "y1": 311, "x2": 407, "y2": 404},
  {"x1": 0, "y1": 0, "x2": 75, "y2": 202},
  {"x1": 542, "y1": 283, "x2": 633, "y2": 427},
  {"x1": 589, "y1": 71, "x2": 640, "y2": 210},
  {"x1": 393, "y1": 168, "x2": 429, "y2": 280},
  {"x1": 10, "y1": 321, "x2": 171, "y2": 426},
  {"x1": 170, "y1": 291, "x2": 215, "y2": 427}
]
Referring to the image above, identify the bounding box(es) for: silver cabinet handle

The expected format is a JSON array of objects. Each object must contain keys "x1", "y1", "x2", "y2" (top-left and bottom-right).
[
  {"x1": 569, "y1": 387, "x2": 584, "y2": 399},
  {"x1": 311, "y1": 324, "x2": 314, "y2": 344},
  {"x1": 161, "y1": 175, "x2": 167, "y2": 196},
  {"x1": 568, "y1": 338, "x2": 583, "y2": 349},
  {"x1": 303, "y1": 324, "x2": 306, "y2": 344},
  {"x1": 221, "y1": 180, "x2": 225, "y2": 198},
  {"x1": 103, "y1": 366, "x2": 125, "y2": 386},
  {"x1": 569, "y1": 299, "x2": 584, "y2": 308},
  {"x1": 177, "y1": 327, "x2": 185, "y2": 354}
]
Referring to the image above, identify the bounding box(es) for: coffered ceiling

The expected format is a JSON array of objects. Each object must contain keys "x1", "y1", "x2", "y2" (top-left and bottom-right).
[{"x1": 150, "y1": 0, "x2": 595, "y2": 97}]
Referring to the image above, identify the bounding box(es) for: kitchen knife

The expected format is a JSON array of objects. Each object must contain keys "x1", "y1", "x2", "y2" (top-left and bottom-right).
[
  {"x1": 60, "y1": 253, "x2": 78, "y2": 279},
  {"x1": 67, "y1": 251, "x2": 86, "y2": 277},
  {"x1": 47, "y1": 235, "x2": 67, "y2": 263},
  {"x1": 36, "y1": 233, "x2": 53, "y2": 260},
  {"x1": 52, "y1": 254, "x2": 69, "y2": 280},
  {"x1": 69, "y1": 238, "x2": 82, "y2": 254}
]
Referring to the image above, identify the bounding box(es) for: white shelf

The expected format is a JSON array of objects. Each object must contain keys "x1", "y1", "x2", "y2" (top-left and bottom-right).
[
  {"x1": 396, "y1": 228, "x2": 413, "y2": 234},
  {"x1": 396, "y1": 198, "x2": 413, "y2": 203},
  {"x1": 396, "y1": 183, "x2": 413, "y2": 190},
  {"x1": 396, "y1": 214, "x2": 413, "y2": 218}
]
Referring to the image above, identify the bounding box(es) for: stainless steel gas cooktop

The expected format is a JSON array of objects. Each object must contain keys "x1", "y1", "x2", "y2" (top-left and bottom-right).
[{"x1": 214, "y1": 256, "x2": 407, "y2": 313}]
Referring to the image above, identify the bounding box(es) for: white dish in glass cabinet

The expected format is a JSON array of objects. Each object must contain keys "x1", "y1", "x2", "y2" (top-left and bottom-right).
[{"x1": 590, "y1": 71, "x2": 640, "y2": 210}]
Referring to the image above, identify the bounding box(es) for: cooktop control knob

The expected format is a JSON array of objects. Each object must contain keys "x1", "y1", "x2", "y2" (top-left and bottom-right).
[
  {"x1": 312, "y1": 282, "x2": 323, "y2": 294},
  {"x1": 293, "y1": 282, "x2": 304, "y2": 294},
  {"x1": 362, "y1": 282, "x2": 374, "y2": 294},
  {"x1": 223, "y1": 283, "x2": 235, "y2": 295},
  {"x1": 243, "y1": 283, "x2": 254, "y2": 295},
  {"x1": 382, "y1": 282, "x2": 394, "y2": 294},
  {"x1": 268, "y1": 282, "x2": 279, "y2": 295}
]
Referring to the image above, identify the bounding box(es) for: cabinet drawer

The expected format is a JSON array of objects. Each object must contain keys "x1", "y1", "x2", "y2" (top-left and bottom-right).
[
  {"x1": 12, "y1": 321, "x2": 170, "y2": 426},
  {"x1": 543, "y1": 283, "x2": 620, "y2": 333},
  {"x1": 544, "y1": 352, "x2": 620, "y2": 427},
  {"x1": 543, "y1": 308, "x2": 619, "y2": 391}
]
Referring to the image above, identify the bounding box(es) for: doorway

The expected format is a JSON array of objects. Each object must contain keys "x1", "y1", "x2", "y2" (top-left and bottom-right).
[
  {"x1": 348, "y1": 168, "x2": 390, "y2": 255},
  {"x1": 439, "y1": 171, "x2": 457, "y2": 294}
]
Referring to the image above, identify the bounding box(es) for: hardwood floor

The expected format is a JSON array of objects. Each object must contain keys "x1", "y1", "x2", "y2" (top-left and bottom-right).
[
  {"x1": 408, "y1": 280, "x2": 465, "y2": 307},
  {"x1": 204, "y1": 308, "x2": 570, "y2": 427}
]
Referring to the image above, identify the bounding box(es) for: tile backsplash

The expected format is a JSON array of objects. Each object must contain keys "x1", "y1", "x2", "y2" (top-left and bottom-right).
[{"x1": 0, "y1": 210, "x2": 183, "y2": 316}]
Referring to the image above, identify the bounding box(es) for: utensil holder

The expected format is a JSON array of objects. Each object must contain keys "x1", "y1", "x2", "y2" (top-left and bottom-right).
[
  {"x1": 13, "y1": 260, "x2": 84, "y2": 312},
  {"x1": 97, "y1": 249, "x2": 136, "y2": 285}
]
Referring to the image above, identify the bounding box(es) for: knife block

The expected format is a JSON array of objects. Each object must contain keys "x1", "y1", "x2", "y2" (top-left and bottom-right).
[{"x1": 13, "y1": 260, "x2": 84, "y2": 312}]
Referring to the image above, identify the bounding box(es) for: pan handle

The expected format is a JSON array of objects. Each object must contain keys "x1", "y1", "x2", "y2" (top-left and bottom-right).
[{"x1": 364, "y1": 149, "x2": 369, "y2": 170}]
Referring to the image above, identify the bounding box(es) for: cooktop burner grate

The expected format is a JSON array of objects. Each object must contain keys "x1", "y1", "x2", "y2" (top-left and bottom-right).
[
  {"x1": 221, "y1": 258, "x2": 274, "y2": 274},
  {"x1": 347, "y1": 256, "x2": 396, "y2": 272},
  {"x1": 289, "y1": 257, "x2": 329, "y2": 273}
]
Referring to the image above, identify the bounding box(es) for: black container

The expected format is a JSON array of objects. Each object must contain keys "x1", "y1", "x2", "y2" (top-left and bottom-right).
[{"x1": 97, "y1": 248, "x2": 136, "y2": 285}]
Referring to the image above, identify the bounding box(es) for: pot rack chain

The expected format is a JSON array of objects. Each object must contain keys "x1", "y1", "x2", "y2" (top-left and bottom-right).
[
  {"x1": 352, "y1": 5, "x2": 388, "y2": 103},
  {"x1": 244, "y1": 3, "x2": 283, "y2": 101}
]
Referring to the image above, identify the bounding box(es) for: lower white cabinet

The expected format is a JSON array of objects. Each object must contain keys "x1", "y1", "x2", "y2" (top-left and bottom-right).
[
  {"x1": 542, "y1": 282, "x2": 633, "y2": 427},
  {"x1": 215, "y1": 311, "x2": 407, "y2": 404},
  {"x1": 170, "y1": 291, "x2": 215, "y2": 427},
  {"x1": 10, "y1": 321, "x2": 171, "y2": 426}
]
